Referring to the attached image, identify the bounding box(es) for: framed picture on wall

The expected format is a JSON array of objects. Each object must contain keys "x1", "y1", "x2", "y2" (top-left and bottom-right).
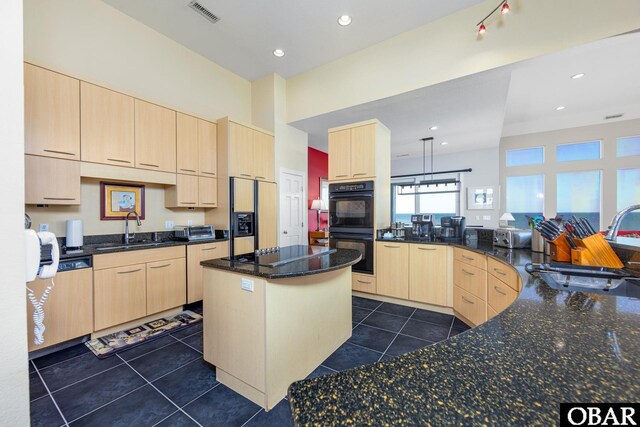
[
  {"x1": 320, "y1": 178, "x2": 329, "y2": 212},
  {"x1": 100, "y1": 182, "x2": 146, "y2": 220},
  {"x1": 467, "y1": 186, "x2": 499, "y2": 210}
]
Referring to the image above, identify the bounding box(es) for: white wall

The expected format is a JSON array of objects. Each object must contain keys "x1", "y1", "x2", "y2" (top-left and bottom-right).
[
  {"x1": 392, "y1": 147, "x2": 500, "y2": 228},
  {"x1": 287, "y1": 0, "x2": 640, "y2": 123},
  {"x1": 23, "y1": 0, "x2": 253, "y2": 236},
  {"x1": 0, "y1": 0, "x2": 30, "y2": 424}
]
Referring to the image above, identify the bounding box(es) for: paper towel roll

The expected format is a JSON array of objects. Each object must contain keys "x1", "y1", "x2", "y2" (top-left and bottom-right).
[{"x1": 66, "y1": 219, "x2": 83, "y2": 248}]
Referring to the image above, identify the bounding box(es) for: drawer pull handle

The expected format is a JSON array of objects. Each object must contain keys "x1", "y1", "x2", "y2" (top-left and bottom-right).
[
  {"x1": 462, "y1": 296, "x2": 475, "y2": 304},
  {"x1": 356, "y1": 280, "x2": 371, "y2": 284},
  {"x1": 494, "y1": 286, "x2": 507, "y2": 296},
  {"x1": 181, "y1": 202, "x2": 197, "y2": 205},
  {"x1": 493, "y1": 268, "x2": 507, "y2": 276},
  {"x1": 107, "y1": 158, "x2": 132, "y2": 164},
  {"x1": 418, "y1": 247, "x2": 437, "y2": 251},
  {"x1": 140, "y1": 163, "x2": 160, "y2": 168},
  {"x1": 118, "y1": 268, "x2": 142, "y2": 274},
  {"x1": 201, "y1": 203, "x2": 217, "y2": 205},
  {"x1": 150, "y1": 263, "x2": 170, "y2": 269},
  {"x1": 180, "y1": 168, "x2": 196, "y2": 172},
  {"x1": 462, "y1": 255, "x2": 475, "y2": 261},
  {"x1": 43, "y1": 197, "x2": 76, "y2": 201},
  {"x1": 203, "y1": 247, "x2": 218, "y2": 251},
  {"x1": 462, "y1": 269, "x2": 475, "y2": 276},
  {"x1": 384, "y1": 245, "x2": 400, "y2": 249},
  {"x1": 44, "y1": 149, "x2": 75, "y2": 156}
]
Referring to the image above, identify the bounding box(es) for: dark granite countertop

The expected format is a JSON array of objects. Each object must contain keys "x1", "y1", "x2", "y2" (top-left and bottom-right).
[
  {"x1": 288, "y1": 240, "x2": 640, "y2": 426},
  {"x1": 200, "y1": 249, "x2": 362, "y2": 279}
]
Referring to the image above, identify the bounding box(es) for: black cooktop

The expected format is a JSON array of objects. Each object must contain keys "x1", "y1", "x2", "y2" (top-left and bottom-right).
[{"x1": 224, "y1": 245, "x2": 336, "y2": 267}]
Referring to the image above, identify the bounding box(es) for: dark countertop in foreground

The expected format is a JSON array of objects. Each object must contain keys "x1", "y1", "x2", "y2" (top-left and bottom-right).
[
  {"x1": 200, "y1": 249, "x2": 362, "y2": 279},
  {"x1": 288, "y1": 239, "x2": 640, "y2": 426}
]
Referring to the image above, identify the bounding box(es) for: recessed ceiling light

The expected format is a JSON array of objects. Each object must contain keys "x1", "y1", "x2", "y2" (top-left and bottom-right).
[
  {"x1": 441, "y1": 142, "x2": 449, "y2": 146},
  {"x1": 337, "y1": 15, "x2": 352, "y2": 26},
  {"x1": 273, "y1": 49, "x2": 285, "y2": 57},
  {"x1": 556, "y1": 106, "x2": 566, "y2": 111},
  {"x1": 571, "y1": 73, "x2": 585, "y2": 79},
  {"x1": 429, "y1": 126, "x2": 438, "y2": 130}
]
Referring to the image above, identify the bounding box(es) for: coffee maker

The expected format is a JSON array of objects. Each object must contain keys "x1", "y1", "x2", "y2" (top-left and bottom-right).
[
  {"x1": 440, "y1": 216, "x2": 466, "y2": 240},
  {"x1": 411, "y1": 214, "x2": 434, "y2": 239}
]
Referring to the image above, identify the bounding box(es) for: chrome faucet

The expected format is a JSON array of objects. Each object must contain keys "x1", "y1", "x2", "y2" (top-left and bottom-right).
[
  {"x1": 124, "y1": 211, "x2": 142, "y2": 245},
  {"x1": 605, "y1": 204, "x2": 640, "y2": 242}
]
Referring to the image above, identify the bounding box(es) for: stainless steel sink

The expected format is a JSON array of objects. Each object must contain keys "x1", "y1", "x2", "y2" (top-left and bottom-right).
[
  {"x1": 95, "y1": 242, "x2": 167, "y2": 251},
  {"x1": 526, "y1": 263, "x2": 636, "y2": 293}
]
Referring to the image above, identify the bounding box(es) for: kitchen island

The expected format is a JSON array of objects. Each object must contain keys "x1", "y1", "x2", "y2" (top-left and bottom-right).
[
  {"x1": 287, "y1": 242, "x2": 640, "y2": 426},
  {"x1": 200, "y1": 246, "x2": 361, "y2": 410}
]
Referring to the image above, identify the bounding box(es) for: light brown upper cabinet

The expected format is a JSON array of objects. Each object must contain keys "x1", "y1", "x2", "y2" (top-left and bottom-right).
[
  {"x1": 176, "y1": 113, "x2": 199, "y2": 175},
  {"x1": 165, "y1": 175, "x2": 217, "y2": 209},
  {"x1": 328, "y1": 120, "x2": 390, "y2": 182},
  {"x1": 134, "y1": 99, "x2": 176, "y2": 173},
  {"x1": 81, "y1": 82, "x2": 135, "y2": 167},
  {"x1": 253, "y1": 131, "x2": 275, "y2": 182},
  {"x1": 218, "y1": 118, "x2": 275, "y2": 182},
  {"x1": 24, "y1": 64, "x2": 80, "y2": 160},
  {"x1": 25, "y1": 155, "x2": 80, "y2": 205},
  {"x1": 229, "y1": 122, "x2": 254, "y2": 179},
  {"x1": 177, "y1": 113, "x2": 217, "y2": 177},
  {"x1": 198, "y1": 119, "x2": 217, "y2": 177},
  {"x1": 198, "y1": 176, "x2": 218, "y2": 208}
]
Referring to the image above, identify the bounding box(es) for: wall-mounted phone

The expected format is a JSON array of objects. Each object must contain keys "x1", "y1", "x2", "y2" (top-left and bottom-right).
[{"x1": 25, "y1": 229, "x2": 59, "y2": 345}]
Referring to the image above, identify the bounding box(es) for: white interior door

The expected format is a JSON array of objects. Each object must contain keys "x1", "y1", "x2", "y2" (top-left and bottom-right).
[{"x1": 279, "y1": 169, "x2": 305, "y2": 247}]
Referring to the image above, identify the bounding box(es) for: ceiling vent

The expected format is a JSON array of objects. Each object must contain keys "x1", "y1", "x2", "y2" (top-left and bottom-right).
[
  {"x1": 605, "y1": 113, "x2": 624, "y2": 120},
  {"x1": 188, "y1": 1, "x2": 220, "y2": 24}
]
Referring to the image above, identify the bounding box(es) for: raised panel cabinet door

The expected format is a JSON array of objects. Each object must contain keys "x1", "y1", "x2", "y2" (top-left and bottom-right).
[
  {"x1": 229, "y1": 122, "x2": 254, "y2": 178},
  {"x1": 198, "y1": 176, "x2": 218, "y2": 208},
  {"x1": 350, "y1": 124, "x2": 376, "y2": 178},
  {"x1": 80, "y1": 82, "x2": 135, "y2": 166},
  {"x1": 24, "y1": 63, "x2": 80, "y2": 160},
  {"x1": 146, "y1": 258, "x2": 186, "y2": 315},
  {"x1": 258, "y1": 181, "x2": 277, "y2": 249},
  {"x1": 198, "y1": 119, "x2": 217, "y2": 177},
  {"x1": 176, "y1": 113, "x2": 199, "y2": 175},
  {"x1": 26, "y1": 268, "x2": 93, "y2": 352},
  {"x1": 134, "y1": 99, "x2": 177, "y2": 173},
  {"x1": 376, "y1": 242, "x2": 409, "y2": 299},
  {"x1": 409, "y1": 245, "x2": 449, "y2": 306},
  {"x1": 233, "y1": 177, "x2": 255, "y2": 212},
  {"x1": 94, "y1": 264, "x2": 146, "y2": 331},
  {"x1": 187, "y1": 242, "x2": 229, "y2": 303},
  {"x1": 25, "y1": 155, "x2": 80, "y2": 205},
  {"x1": 328, "y1": 129, "x2": 351, "y2": 180},
  {"x1": 253, "y1": 131, "x2": 275, "y2": 182}
]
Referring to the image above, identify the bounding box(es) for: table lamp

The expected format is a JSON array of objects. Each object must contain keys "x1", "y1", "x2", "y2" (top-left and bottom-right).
[
  {"x1": 499, "y1": 212, "x2": 516, "y2": 228},
  {"x1": 310, "y1": 199, "x2": 328, "y2": 231}
]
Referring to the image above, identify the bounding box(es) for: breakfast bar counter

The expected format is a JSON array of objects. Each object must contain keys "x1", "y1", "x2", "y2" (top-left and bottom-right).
[
  {"x1": 287, "y1": 242, "x2": 640, "y2": 426},
  {"x1": 200, "y1": 247, "x2": 361, "y2": 410}
]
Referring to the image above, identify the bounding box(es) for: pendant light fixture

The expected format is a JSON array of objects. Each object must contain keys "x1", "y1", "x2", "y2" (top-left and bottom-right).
[{"x1": 396, "y1": 137, "x2": 459, "y2": 196}]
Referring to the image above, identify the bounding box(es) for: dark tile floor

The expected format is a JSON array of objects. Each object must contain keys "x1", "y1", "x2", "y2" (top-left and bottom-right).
[{"x1": 29, "y1": 297, "x2": 470, "y2": 427}]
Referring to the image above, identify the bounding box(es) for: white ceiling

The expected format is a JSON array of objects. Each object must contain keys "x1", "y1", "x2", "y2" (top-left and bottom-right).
[
  {"x1": 101, "y1": 0, "x2": 483, "y2": 81},
  {"x1": 296, "y1": 31, "x2": 640, "y2": 157}
]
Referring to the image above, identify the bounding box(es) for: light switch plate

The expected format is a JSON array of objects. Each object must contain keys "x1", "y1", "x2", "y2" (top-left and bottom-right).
[
  {"x1": 165, "y1": 220, "x2": 174, "y2": 229},
  {"x1": 483, "y1": 215, "x2": 491, "y2": 221},
  {"x1": 241, "y1": 278, "x2": 254, "y2": 292},
  {"x1": 39, "y1": 224, "x2": 49, "y2": 232},
  {"x1": 187, "y1": 219, "x2": 193, "y2": 226}
]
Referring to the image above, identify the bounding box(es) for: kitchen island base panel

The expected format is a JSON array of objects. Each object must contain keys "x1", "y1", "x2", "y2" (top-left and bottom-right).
[{"x1": 203, "y1": 267, "x2": 352, "y2": 411}]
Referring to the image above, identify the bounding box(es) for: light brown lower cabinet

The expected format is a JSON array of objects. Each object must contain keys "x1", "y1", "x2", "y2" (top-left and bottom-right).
[
  {"x1": 146, "y1": 258, "x2": 186, "y2": 315},
  {"x1": 453, "y1": 260, "x2": 487, "y2": 300},
  {"x1": 26, "y1": 268, "x2": 93, "y2": 351},
  {"x1": 187, "y1": 241, "x2": 229, "y2": 303},
  {"x1": 487, "y1": 273, "x2": 518, "y2": 313},
  {"x1": 352, "y1": 273, "x2": 376, "y2": 294},
  {"x1": 453, "y1": 285, "x2": 486, "y2": 326},
  {"x1": 25, "y1": 155, "x2": 80, "y2": 205},
  {"x1": 408, "y1": 244, "x2": 449, "y2": 306},
  {"x1": 376, "y1": 242, "x2": 409, "y2": 299},
  {"x1": 94, "y1": 264, "x2": 147, "y2": 331}
]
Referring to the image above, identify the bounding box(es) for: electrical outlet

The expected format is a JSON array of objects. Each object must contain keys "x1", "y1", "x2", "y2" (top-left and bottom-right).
[
  {"x1": 483, "y1": 215, "x2": 491, "y2": 221},
  {"x1": 187, "y1": 219, "x2": 193, "y2": 226},
  {"x1": 39, "y1": 223, "x2": 49, "y2": 232},
  {"x1": 165, "y1": 220, "x2": 174, "y2": 229},
  {"x1": 241, "y1": 278, "x2": 254, "y2": 292},
  {"x1": 476, "y1": 216, "x2": 480, "y2": 221}
]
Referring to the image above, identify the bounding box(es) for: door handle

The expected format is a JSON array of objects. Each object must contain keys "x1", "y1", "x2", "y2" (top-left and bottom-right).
[
  {"x1": 117, "y1": 268, "x2": 142, "y2": 274},
  {"x1": 383, "y1": 245, "x2": 400, "y2": 248},
  {"x1": 107, "y1": 158, "x2": 132, "y2": 164},
  {"x1": 180, "y1": 168, "x2": 196, "y2": 173},
  {"x1": 283, "y1": 230, "x2": 288, "y2": 234},
  {"x1": 43, "y1": 197, "x2": 76, "y2": 200},
  {"x1": 44, "y1": 149, "x2": 75, "y2": 156},
  {"x1": 418, "y1": 247, "x2": 437, "y2": 251},
  {"x1": 139, "y1": 163, "x2": 160, "y2": 168},
  {"x1": 202, "y1": 171, "x2": 216, "y2": 176},
  {"x1": 353, "y1": 173, "x2": 367, "y2": 176},
  {"x1": 150, "y1": 263, "x2": 171, "y2": 269},
  {"x1": 335, "y1": 174, "x2": 348, "y2": 178}
]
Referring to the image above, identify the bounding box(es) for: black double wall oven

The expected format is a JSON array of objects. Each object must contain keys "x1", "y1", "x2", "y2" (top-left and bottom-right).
[{"x1": 328, "y1": 181, "x2": 374, "y2": 274}]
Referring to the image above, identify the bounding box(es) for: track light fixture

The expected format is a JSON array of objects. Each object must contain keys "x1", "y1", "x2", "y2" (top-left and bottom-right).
[{"x1": 477, "y1": 0, "x2": 511, "y2": 36}]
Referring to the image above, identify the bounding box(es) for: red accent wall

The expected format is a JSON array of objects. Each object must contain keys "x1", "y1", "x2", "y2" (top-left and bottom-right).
[{"x1": 308, "y1": 147, "x2": 328, "y2": 232}]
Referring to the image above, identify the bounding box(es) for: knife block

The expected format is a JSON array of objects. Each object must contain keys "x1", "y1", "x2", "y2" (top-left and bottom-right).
[
  {"x1": 571, "y1": 234, "x2": 624, "y2": 269},
  {"x1": 549, "y1": 233, "x2": 571, "y2": 262}
]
